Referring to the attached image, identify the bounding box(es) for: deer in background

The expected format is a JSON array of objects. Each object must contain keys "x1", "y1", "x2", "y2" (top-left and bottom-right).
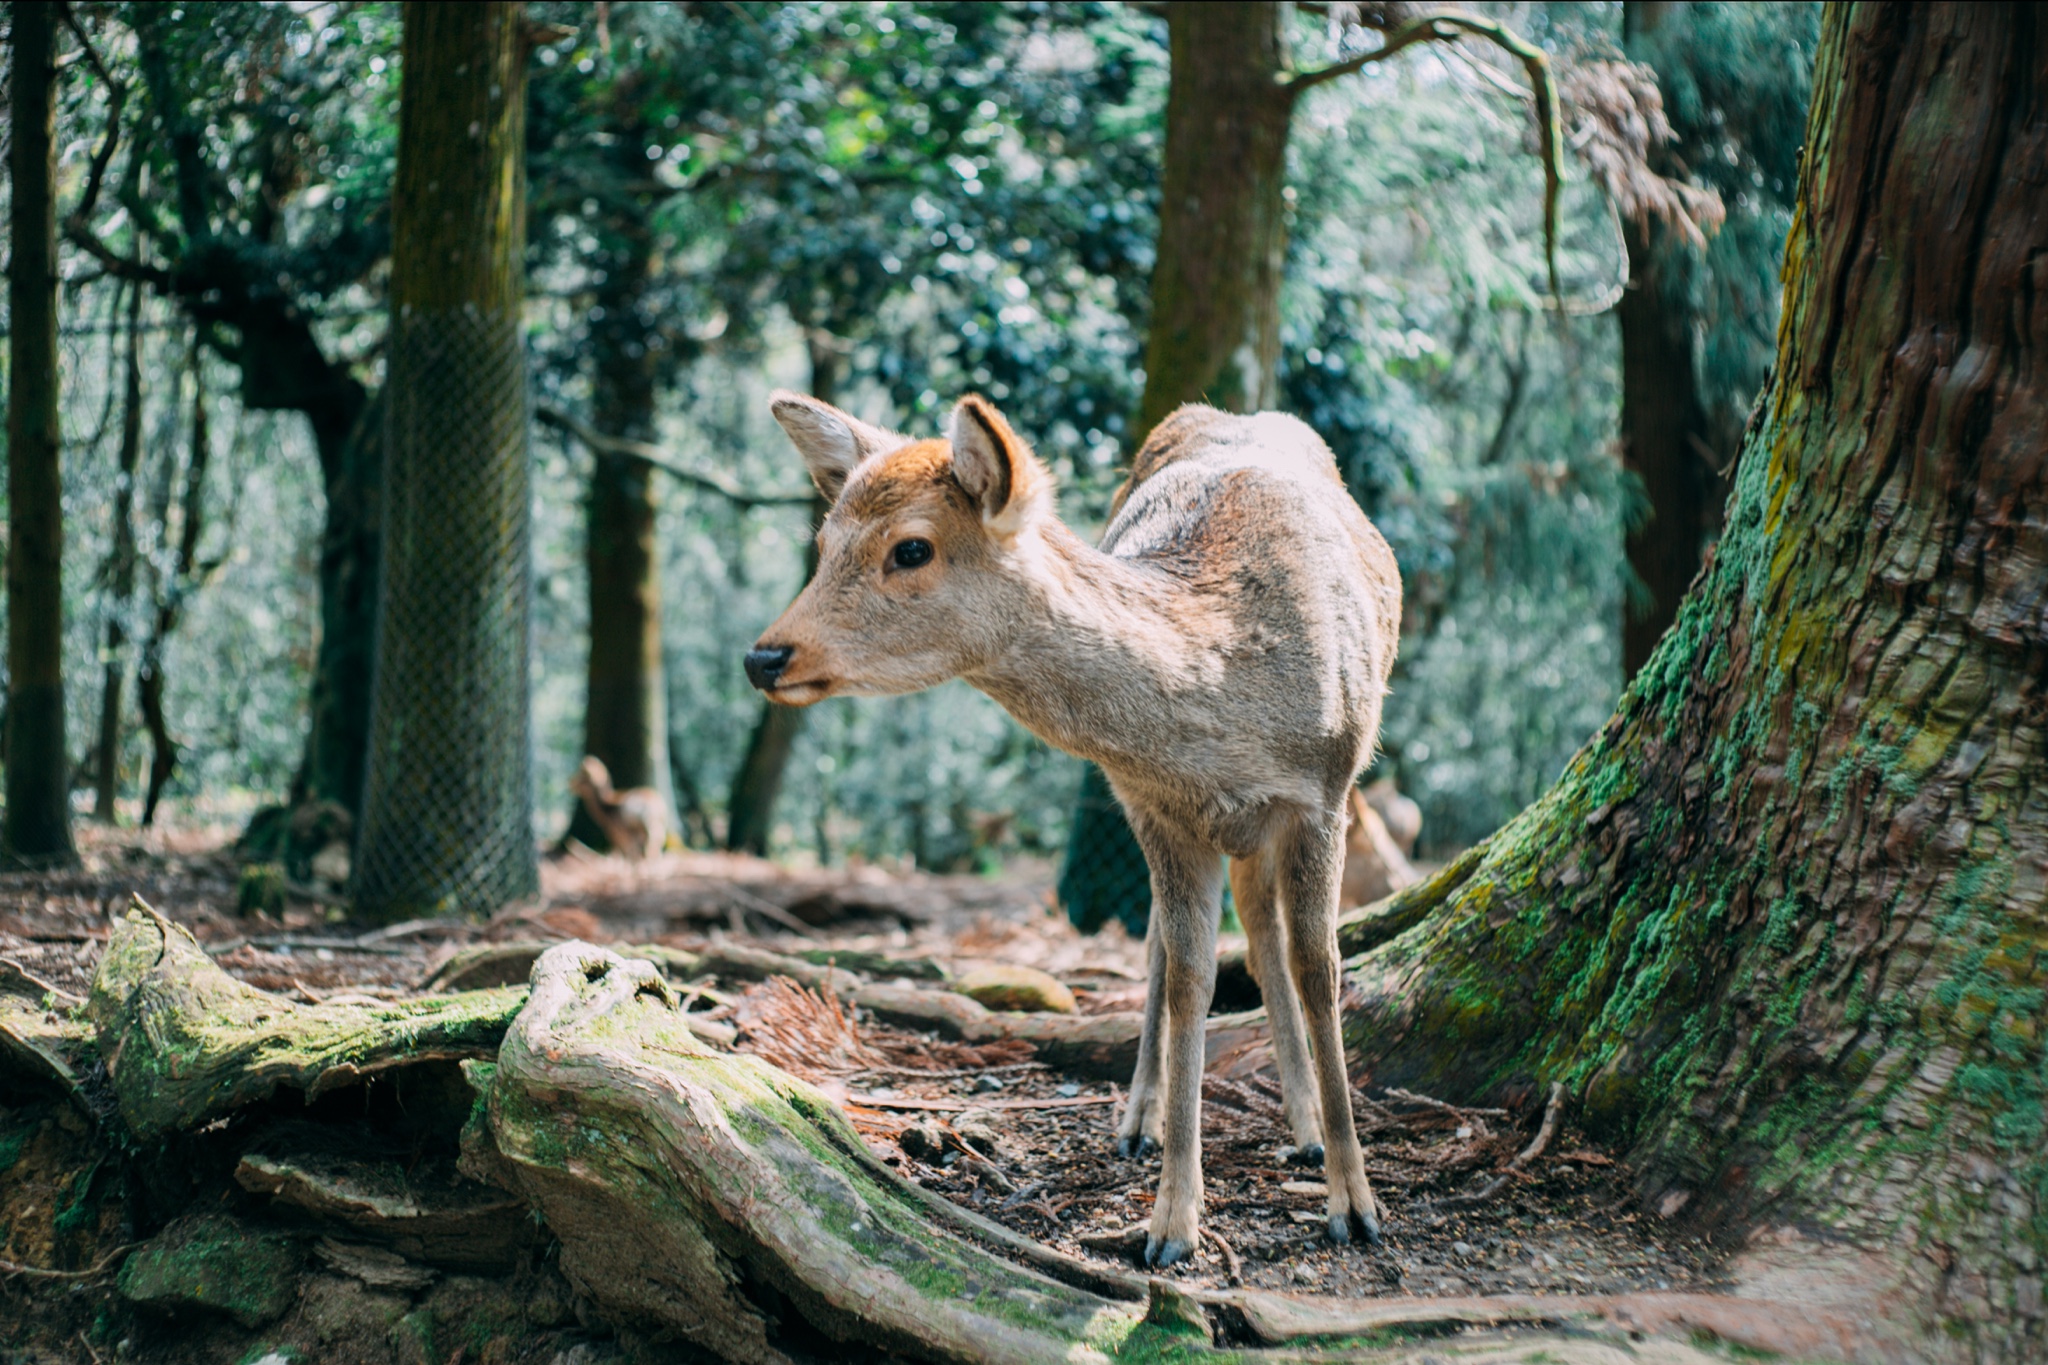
[
  {"x1": 745, "y1": 391, "x2": 1401, "y2": 1268},
  {"x1": 568, "y1": 756, "x2": 669, "y2": 861}
]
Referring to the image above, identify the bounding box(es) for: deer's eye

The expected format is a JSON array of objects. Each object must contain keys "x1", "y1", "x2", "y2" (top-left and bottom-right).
[{"x1": 891, "y1": 538, "x2": 934, "y2": 570}]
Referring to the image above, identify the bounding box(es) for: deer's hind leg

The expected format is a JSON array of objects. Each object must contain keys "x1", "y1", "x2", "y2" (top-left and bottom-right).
[
  {"x1": 1125, "y1": 815, "x2": 1223, "y2": 1269},
  {"x1": 1115, "y1": 915, "x2": 1167, "y2": 1159},
  {"x1": 1230, "y1": 850, "x2": 1324, "y2": 1156},
  {"x1": 1280, "y1": 811, "x2": 1382, "y2": 1246}
]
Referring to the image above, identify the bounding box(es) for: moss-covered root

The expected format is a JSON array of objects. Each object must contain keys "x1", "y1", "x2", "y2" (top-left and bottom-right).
[
  {"x1": 87, "y1": 900, "x2": 525, "y2": 1140},
  {"x1": 483, "y1": 941, "x2": 1148, "y2": 1365}
]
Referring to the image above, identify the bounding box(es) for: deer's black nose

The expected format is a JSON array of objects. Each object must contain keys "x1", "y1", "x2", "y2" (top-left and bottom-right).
[{"x1": 745, "y1": 645, "x2": 794, "y2": 690}]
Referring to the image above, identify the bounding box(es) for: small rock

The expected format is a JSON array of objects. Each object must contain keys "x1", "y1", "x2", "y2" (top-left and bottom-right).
[
  {"x1": 1056, "y1": 1083, "x2": 1081, "y2": 1098},
  {"x1": 898, "y1": 1119, "x2": 946, "y2": 1163},
  {"x1": 118, "y1": 1213, "x2": 301, "y2": 1329},
  {"x1": 1292, "y1": 1262, "x2": 1322, "y2": 1283},
  {"x1": 972, "y1": 1074, "x2": 1005, "y2": 1094},
  {"x1": 955, "y1": 964, "x2": 1077, "y2": 1014},
  {"x1": 1280, "y1": 1180, "x2": 1328, "y2": 1197},
  {"x1": 1452, "y1": 1241, "x2": 1475, "y2": 1258},
  {"x1": 1455, "y1": 1125, "x2": 1473, "y2": 1139}
]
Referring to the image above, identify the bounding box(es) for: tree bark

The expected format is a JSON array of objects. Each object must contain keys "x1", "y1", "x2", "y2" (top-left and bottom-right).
[
  {"x1": 4, "y1": 1, "x2": 77, "y2": 867},
  {"x1": 725, "y1": 339, "x2": 838, "y2": 856},
  {"x1": 1617, "y1": 0, "x2": 1732, "y2": 681},
  {"x1": 1340, "y1": 7, "x2": 2048, "y2": 1352},
  {"x1": 353, "y1": 2, "x2": 539, "y2": 920},
  {"x1": 567, "y1": 233, "x2": 671, "y2": 850},
  {"x1": 1136, "y1": 1, "x2": 1296, "y2": 438},
  {"x1": 93, "y1": 285, "x2": 146, "y2": 821}
]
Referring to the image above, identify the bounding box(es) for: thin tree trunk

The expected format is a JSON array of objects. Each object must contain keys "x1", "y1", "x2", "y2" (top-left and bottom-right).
[
  {"x1": 93, "y1": 285, "x2": 146, "y2": 822},
  {"x1": 353, "y1": 1, "x2": 538, "y2": 921},
  {"x1": 567, "y1": 233, "x2": 670, "y2": 850},
  {"x1": 1617, "y1": 0, "x2": 1725, "y2": 681},
  {"x1": 137, "y1": 354, "x2": 216, "y2": 826},
  {"x1": 1136, "y1": 1, "x2": 1296, "y2": 437},
  {"x1": 725, "y1": 338, "x2": 837, "y2": 856},
  {"x1": 1344, "y1": 8, "x2": 2048, "y2": 1350},
  {"x1": 4, "y1": 1, "x2": 76, "y2": 866},
  {"x1": 292, "y1": 388, "x2": 381, "y2": 818}
]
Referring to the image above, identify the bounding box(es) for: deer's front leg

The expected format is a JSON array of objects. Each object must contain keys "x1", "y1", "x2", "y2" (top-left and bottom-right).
[
  {"x1": 1115, "y1": 918, "x2": 1166, "y2": 1159},
  {"x1": 1127, "y1": 819, "x2": 1222, "y2": 1269}
]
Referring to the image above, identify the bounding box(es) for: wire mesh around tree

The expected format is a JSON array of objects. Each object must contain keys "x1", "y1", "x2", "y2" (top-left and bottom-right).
[
  {"x1": 1057, "y1": 763, "x2": 1153, "y2": 936},
  {"x1": 353, "y1": 304, "x2": 538, "y2": 920}
]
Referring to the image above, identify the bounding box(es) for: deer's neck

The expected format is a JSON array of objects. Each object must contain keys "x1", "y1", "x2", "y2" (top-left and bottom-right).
[{"x1": 966, "y1": 521, "x2": 1210, "y2": 771}]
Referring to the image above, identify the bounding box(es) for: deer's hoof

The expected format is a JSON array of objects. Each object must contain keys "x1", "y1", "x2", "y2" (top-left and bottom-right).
[
  {"x1": 1284, "y1": 1142, "x2": 1325, "y2": 1168},
  {"x1": 1145, "y1": 1235, "x2": 1194, "y2": 1269},
  {"x1": 1117, "y1": 1134, "x2": 1158, "y2": 1160},
  {"x1": 1327, "y1": 1208, "x2": 1383, "y2": 1248}
]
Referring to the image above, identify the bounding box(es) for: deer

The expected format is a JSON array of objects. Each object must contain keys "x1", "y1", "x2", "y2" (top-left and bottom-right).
[
  {"x1": 568, "y1": 756, "x2": 669, "y2": 861},
  {"x1": 745, "y1": 392, "x2": 1401, "y2": 1268}
]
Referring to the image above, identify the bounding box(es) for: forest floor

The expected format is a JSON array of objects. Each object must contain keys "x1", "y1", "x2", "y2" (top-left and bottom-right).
[{"x1": 2, "y1": 822, "x2": 1740, "y2": 1363}]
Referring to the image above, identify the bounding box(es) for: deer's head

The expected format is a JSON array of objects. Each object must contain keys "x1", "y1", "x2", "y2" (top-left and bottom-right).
[{"x1": 744, "y1": 392, "x2": 1055, "y2": 706}]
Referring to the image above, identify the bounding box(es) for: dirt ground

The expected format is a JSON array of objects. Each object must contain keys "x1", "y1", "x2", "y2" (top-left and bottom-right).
[{"x1": 2, "y1": 822, "x2": 1732, "y2": 1360}]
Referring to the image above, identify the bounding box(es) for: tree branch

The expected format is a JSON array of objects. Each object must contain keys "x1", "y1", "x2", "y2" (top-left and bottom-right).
[
  {"x1": 1288, "y1": 8, "x2": 1567, "y2": 305},
  {"x1": 535, "y1": 406, "x2": 814, "y2": 509}
]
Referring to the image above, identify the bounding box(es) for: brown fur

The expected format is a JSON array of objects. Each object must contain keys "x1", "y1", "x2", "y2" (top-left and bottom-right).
[
  {"x1": 752, "y1": 391, "x2": 1402, "y2": 1264},
  {"x1": 1341, "y1": 786, "x2": 1419, "y2": 908},
  {"x1": 568, "y1": 756, "x2": 668, "y2": 861}
]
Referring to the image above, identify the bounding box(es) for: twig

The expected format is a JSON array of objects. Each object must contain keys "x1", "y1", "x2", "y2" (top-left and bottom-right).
[
  {"x1": 1203, "y1": 1228, "x2": 1244, "y2": 1287},
  {"x1": 725, "y1": 885, "x2": 821, "y2": 938},
  {"x1": 0, "y1": 1242, "x2": 138, "y2": 1281},
  {"x1": 1431, "y1": 1081, "x2": 1567, "y2": 1210},
  {"x1": 536, "y1": 406, "x2": 814, "y2": 508},
  {"x1": 1381, "y1": 1087, "x2": 1511, "y2": 1119},
  {"x1": 851, "y1": 1060, "x2": 1049, "y2": 1081}
]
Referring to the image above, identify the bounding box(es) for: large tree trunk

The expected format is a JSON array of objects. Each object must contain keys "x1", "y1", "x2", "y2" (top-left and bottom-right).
[
  {"x1": 4, "y1": 1, "x2": 76, "y2": 867},
  {"x1": 353, "y1": 2, "x2": 538, "y2": 920},
  {"x1": 567, "y1": 233, "x2": 672, "y2": 850},
  {"x1": 1137, "y1": 1, "x2": 1295, "y2": 437},
  {"x1": 725, "y1": 338, "x2": 838, "y2": 856},
  {"x1": 1342, "y1": 6, "x2": 2047, "y2": 1353},
  {"x1": 1617, "y1": 0, "x2": 1733, "y2": 681}
]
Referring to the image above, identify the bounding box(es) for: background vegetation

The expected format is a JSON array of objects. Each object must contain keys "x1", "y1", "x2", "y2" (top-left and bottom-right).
[{"x1": 6, "y1": 0, "x2": 1816, "y2": 867}]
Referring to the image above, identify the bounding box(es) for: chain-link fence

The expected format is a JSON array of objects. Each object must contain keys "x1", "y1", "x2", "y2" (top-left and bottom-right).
[
  {"x1": 1057, "y1": 763, "x2": 1152, "y2": 935},
  {"x1": 353, "y1": 304, "x2": 538, "y2": 919}
]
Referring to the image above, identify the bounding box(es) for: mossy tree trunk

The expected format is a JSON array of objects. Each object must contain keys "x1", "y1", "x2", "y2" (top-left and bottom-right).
[
  {"x1": 1344, "y1": 5, "x2": 2047, "y2": 1352},
  {"x1": 353, "y1": 2, "x2": 539, "y2": 919},
  {"x1": 5, "y1": 1, "x2": 77, "y2": 867}
]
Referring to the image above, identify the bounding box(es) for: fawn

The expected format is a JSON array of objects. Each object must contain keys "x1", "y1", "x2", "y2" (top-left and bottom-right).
[
  {"x1": 568, "y1": 756, "x2": 669, "y2": 861},
  {"x1": 745, "y1": 393, "x2": 1401, "y2": 1267}
]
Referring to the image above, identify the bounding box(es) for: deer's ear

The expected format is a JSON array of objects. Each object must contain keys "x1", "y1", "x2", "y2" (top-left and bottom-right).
[
  {"x1": 769, "y1": 391, "x2": 906, "y2": 502},
  {"x1": 948, "y1": 395, "x2": 1052, "y2": 536}
]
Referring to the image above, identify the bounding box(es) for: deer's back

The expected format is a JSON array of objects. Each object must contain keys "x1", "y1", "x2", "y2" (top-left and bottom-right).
[{"x1": 1095, "y1": 406, "x2": 1400, "y2": 821}]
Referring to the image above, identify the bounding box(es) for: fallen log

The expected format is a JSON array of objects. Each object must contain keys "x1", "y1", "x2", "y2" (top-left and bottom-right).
[{"x1": 87, "y1": 901, "x2": 525, "y2": 1140}]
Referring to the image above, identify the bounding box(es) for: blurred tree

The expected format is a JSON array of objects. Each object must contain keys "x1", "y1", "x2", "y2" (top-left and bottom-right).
[
  {"x1": 5, "y1": 0, "x2": 78, "y2": 866},
  {"x1": 1617, "y1": 1, "x2": 1817, "y2": 678},
  {"x1": 66, "y1": 4, "x2": 397, "y2": 821},
  {"x1": 352, "y1": 2, "x2": 537, "y2": 919},
  {"x1": 91, "y1": 285, "x2": 145, "y2": 821}
]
